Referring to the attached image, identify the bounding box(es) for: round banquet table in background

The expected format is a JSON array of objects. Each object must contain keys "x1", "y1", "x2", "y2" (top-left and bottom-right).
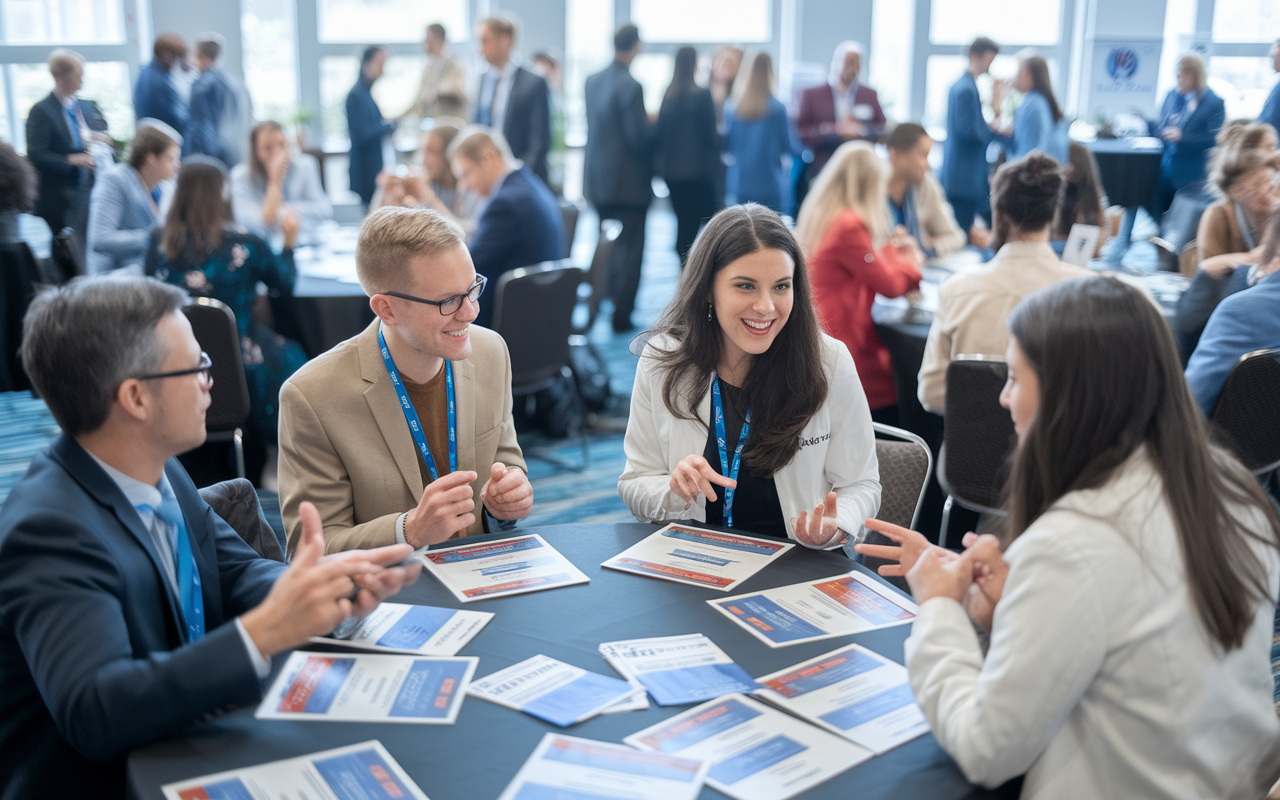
[
  {"x1": 1082, "y1": 137, "x2": 1164, "y2": 213},
  {"x1": 126, "y1": 523, "x2": 1021, "y2": 799}
]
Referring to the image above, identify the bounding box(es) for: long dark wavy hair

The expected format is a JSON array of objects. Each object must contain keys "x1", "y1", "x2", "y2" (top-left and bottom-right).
[
  {"x1": 162, "y1": 156, "x2": 233, "y2": 265},
  {"x1": 1005, "y1": 276, "x2": 1280, "y2": 651},
  {"x1": 663, "y1": 46, "x2": 698, "y2": 105},
  {"x1": 1022, "y1": 54, "x2": 1063, "y2": 122},
  {"x1": 647, "y1": 204, "x2": 828, "y2": 475}
]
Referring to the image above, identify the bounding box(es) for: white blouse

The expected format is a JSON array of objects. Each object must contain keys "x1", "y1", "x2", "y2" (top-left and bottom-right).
[{"x1": 906, "y1": 449, "x2": 1280, "y2": 798}]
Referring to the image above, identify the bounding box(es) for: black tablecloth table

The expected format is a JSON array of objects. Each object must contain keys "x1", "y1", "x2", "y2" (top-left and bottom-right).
[
  {"x1": 1083, "y1": 138, "x2": 1164, "y2": 213},
  {"x1": 290, "y1": 274, "x2": 375, "y2": 359},
  {"x1": 127, "y1": 523, "x2": 1018, "y2": 799}
]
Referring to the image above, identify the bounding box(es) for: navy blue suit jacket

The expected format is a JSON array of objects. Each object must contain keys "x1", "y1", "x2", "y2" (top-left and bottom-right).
[
  {"x1": 1185, "y1": 270, "x2": 1280, "y2": 415},
  {"x1": 346, "y1": 78, "x2": 395, "y2": 207},
  {"x1": 942, "y1": 72, "x2": 996, "y2": 201},
  {"x1": 1151, "y1": 88, "x2": 1225, "y2": 191},
  {"x1": 0, "y1": 434, "x2": 283, "y2": 798},
  {"x1": 25, "y1": 92, "x2": 92, "y2": 231},
  {"x1": 584, "y1": 61, "x2": 654, "y2": 210},
  {"x1": 469, "y1": 166, "x2": 565, "y2": 329},
  {"x1": 132, "y1": 58, "x2": 188, "y2": 138},
  {"x1": 477, "y1": 66, "x2": 552, "y2": 186},
  {"x1": 1260, "y1": 79, "x2": 1280, "y2": 135}
]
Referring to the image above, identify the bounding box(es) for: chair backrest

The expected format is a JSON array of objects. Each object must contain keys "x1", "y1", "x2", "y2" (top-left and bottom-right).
[
  {"x1": 183, "y1": 298, "x2": 250, "y2": 431},
  {"x1": 939, "y1": 357, "x2": 1015, "y2": 513},
  {"x1": 1179, "y1": 239, "x2": 1199, "y2": 279},
  {"x1": 199, "y1": 479, "x2": 286, "y2": 562},
  {"x1": 492, "y1": 261, "x2": 585, "y2": 392},
  {"x1": 50, "y1": 227, "x2": 85, "y2": 282},
  {"x1": 1210, "y1": 347, "x2": 1280, "y2": 475},
  {"x1": 575, "y1": 219, "x2": 622, "y2": 334},
  {"x1": 560, "y1": 202, "x2": 581, "y2": 259},
  {"x1": 0, "y1": 241, "x2": 43, "y2": 392},
  {"x1": 872, "y1": 423, "x2": 933, "y2": 531},
  {"x1": 1161, "y1": 179, "x2": 1213, "y2": 253}
]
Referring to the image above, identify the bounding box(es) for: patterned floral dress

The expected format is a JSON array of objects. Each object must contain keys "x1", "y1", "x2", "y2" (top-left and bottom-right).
[{"x1": 145, "y1": 229, "x2": 307, "y2": 443}]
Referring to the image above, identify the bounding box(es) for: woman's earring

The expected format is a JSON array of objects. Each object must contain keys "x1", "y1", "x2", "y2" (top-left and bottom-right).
[{"x1": 707, "y1": 302, "x2": 714, "y2": 322}]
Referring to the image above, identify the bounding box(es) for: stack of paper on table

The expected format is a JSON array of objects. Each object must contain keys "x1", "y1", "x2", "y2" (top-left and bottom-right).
[
  {"x1": 599, "y1": 633, "x2": 759, "y2": 706},
  {"x1": 707, "y1": 570, "x2": 918, "y2": 647},
  {"x1": 310, "y1": 602, "x2": 492, "y2": 655},
  {"x1": 161, "y1": 741, "x2": 428, "y2": 800},
  {"x1": 467, "y1": 654, "x2": 641, "y2": 726},
  {"x1": 499, "y1": 733, "x2": 708, "y2": 800},
  {"x1": 625, "y1": 693, "x2": 871, "y2": 800},
  {"x1": 418, "y1": 534, "x2": 589, "y2": 602},
  {"x1": 753, "y1": 642, "x2": 929, "y2": 754},
  {"x1": 256, "y1": 651, "x2": 475, "y2": 724},
  {"x1": 601, "y1": 523, "x2": 793, "y2": 591}
]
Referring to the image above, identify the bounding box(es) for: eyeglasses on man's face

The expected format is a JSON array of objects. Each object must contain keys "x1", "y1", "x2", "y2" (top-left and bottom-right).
[
  {"x1": 384, "y1": 275, "x2": 487, "y2": 316},
  {"x1": 135, "y1": 351, "x2": 213, "y2": 385}
]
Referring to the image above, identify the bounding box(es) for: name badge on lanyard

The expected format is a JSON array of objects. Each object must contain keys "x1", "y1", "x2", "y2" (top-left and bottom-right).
[
  {"x1": 379, "y1": 325, "x2": 457, "y2": 481},
  {"x1": 712, "y1": 375, "x2": 751, "y2": 528}
]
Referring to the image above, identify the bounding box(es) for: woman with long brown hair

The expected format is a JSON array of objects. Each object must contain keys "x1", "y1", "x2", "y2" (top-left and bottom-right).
[
  {"x1": 992, "y1": 53, "x2": 1068, "y2": 163},
  {"x1": 145, "y1": 156, "x2": 307, "y2": 478},
  {"x1": 230, "y1": 120, "x2": 333, "y2": 239},
  {"x1": 723, "y1": 52, "x2": 798, "y2": 213},
  {"x1": 619, "y1": 204, "x2": 880, "y2": 547},
  {"x1": 857, "y1": 276, "x2": 1280, "y2": 796}
]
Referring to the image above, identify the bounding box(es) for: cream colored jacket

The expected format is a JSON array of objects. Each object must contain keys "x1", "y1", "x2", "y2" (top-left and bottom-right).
[
  {"x1": 915, "y1": 171, "x2": 967, "y2": 258},
  {"x1": 917, "y1": 241, "x2": 1090, "y2": 412}
]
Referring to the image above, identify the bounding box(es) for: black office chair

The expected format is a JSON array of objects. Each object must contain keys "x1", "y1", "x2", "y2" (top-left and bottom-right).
[
  {"x1": 937, "y1": 358, "x2": 1015, "y2": 547},
  {"x1": 493, "y1": 261, "x2": 588, "y2": 467},
  {"x1": 183, "y1": 298, "x2": 251, "y2": 478},
  {"x1": 559, "y1": 202, "x2": 581, "y2": 260},
  {"x1": 1210, "y1": 347, "x2": 1280, "y2": 477},
  {"x1": 573, "y1": 219, "x2": 622, "y2": 335},
  {"x1": 50, "y1": 227, "x2": 85, "y2": 283},
  {"x1": 0, "y1": 241, "x2": 44, "y2": 392},
  {"x1": 860, "y1": 423, "x2": 934, "y2": 590}
]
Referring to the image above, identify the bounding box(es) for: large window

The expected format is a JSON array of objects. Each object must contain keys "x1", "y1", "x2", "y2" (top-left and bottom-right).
[
  {"x1": 929, "y1": 0, "x2": 1061, "y2": 47},
  {"x1": 316, "y1": 0, "x2": 468, "y2": 44},
  {"x1": 242, "y1": 0, "x2": 299, "y2": 126},
  {"x1": 1197, "y1": 0, "x2": 1278, "y2": 119},
  {"x1": 869, "y1": 0, "x2": 914, "y2": 122},
  {"x1": 630, "y1": 0, "x2": 771, "y2": 44},
  {"x1": 318, "y1": 53, "x2": 424, "y2": 145},
  {"x1": 1, "y1": 0, "x2": 125, "y2": 44},
  {"x1": 1210, "y1": 0, "x2": 1278, "y2": 44}
]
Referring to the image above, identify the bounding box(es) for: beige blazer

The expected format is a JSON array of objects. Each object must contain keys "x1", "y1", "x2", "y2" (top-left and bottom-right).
[
  {"x1": 278, "y1": 320, "x2": 526, "y2": 553},
  {"x1": 916, "y1": 171, "x2": 968, "y2": 258},
  {"x1": 917, "y1": 241, "x2": 1091, "y2": 413}
]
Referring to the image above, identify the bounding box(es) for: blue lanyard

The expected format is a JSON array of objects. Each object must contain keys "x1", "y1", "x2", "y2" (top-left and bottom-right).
[
  {"x1": 378, "y1": 325, "x2": 457, "y2": 481},
  {"x1": 712, "y1": 375, "x2": 751, "y2": 528}
]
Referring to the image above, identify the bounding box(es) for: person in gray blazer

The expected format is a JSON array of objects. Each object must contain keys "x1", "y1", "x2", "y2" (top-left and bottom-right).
[
  {"x1": 584, "y1": 24, "x2": 653, "y2": 332},
  {"x1": 86, "y1": 122, "x2": 180, "y2": 274}
]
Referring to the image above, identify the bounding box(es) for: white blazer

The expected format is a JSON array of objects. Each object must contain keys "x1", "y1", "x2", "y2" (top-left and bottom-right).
[
  {"x1": 618, "y1": 332, "x2": 881, "y2": 549},
  {"x1": 905, "y1": 448, "x2": 1280, "y2": 798}
]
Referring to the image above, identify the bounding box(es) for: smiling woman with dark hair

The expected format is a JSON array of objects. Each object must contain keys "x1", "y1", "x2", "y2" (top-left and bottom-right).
[{"x1": 618, "y1": 203, "x2": 880, "y2": 548}]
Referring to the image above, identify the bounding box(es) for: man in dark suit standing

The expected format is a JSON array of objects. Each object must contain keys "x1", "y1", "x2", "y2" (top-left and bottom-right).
[
  {"x1": 449, "y1": 126, "x2": 565, "y2": 329},
  {"x1": 133, "y1": 33, "x2": 190, "y2": 139},
  {"x1": 474, "y1": 15, "x2": 551, "y2": 186},
  {"x1": 347, "y1": 46, "x2": 396, "y2": 208},
  {"x1": 795, "y1": 41, "x2": 886, "y2": 182},
  {"x1": 26, "y1": 49, "x2": 98, "y2": 260},
  {"x1": 0, "y1": 275, "x2": 421, "y2": 798},
  {"x1": 584, "y1": 24, "x2": 653, "y2": 333},
  {"x1": 942, "y1": 37, "x2": 999, "y2": 247}
]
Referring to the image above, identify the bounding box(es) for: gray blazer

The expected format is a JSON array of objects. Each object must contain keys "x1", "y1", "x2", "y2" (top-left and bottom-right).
[
  {"x1": 86, "y1": 162, "x2": 158, "y2": 274},
  {"x1": 229, "y1": 154, "x2": 333, "y2": 239}
]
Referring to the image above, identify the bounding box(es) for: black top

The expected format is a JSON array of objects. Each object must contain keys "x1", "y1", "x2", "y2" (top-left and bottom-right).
[
  {"x1": 655, "y1": 86, "x2": 720, "y2": 185},
  {"x1": 702, "y1": 380, "x2": 787, "y2": 538}
]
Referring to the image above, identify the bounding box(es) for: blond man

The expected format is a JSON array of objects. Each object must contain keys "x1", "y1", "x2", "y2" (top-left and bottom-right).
[{"x1": 278, "y1": 208, "x2": 531, "y2": 554}]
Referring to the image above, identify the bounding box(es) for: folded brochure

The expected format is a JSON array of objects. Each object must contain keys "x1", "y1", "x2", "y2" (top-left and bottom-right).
[
  {"x1": 601, "y1": 523, "x2": 793, "y2": 591},
  {"x1": 467, "y1": 654, "x2": 637, "y2": 726},
  {"x1": 599, "y1": 633, "x2": 759, "y2": 706}
]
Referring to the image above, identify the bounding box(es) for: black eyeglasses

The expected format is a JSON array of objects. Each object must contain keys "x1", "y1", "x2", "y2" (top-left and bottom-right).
[
  {"x1": 384, "y1": 275, "x2": 487, "y2": 316},
  {"x1": 135, "y1": 352, "x2": 213, "y2": 383}
]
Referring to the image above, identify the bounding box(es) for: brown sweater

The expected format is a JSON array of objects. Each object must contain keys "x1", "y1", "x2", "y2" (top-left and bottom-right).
[{"x1": 1197, "y1": 201, "x2": 1250, "y2": 262}]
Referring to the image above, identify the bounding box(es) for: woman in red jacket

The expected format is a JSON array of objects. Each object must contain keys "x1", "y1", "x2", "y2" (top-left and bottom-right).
[{"x1": 796, "y1": 141, "x2": 924, "y2": 424}]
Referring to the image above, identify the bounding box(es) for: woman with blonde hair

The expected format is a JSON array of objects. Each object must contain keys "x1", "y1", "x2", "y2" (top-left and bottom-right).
[
  {"x1": 1149, "y1": 53, "x2": 1226, "y2": 220},
  {"x1": 724, "y1": 52, "x2": 797, "y2": 212},
  {"x1": 797, "y1": 141, "x2": 923, "y2": 424}
]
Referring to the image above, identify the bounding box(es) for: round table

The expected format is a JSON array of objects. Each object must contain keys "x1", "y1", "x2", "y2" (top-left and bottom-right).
[
  {"x1": 126, "y1": 523, "x2": 1019, "y2": 799},
  {"x1": 1083, "y1": 138, "x2": 1164, "y2": 212}
]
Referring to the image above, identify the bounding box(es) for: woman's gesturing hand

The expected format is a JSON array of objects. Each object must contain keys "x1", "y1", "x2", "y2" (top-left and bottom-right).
[{"x1": 669, "y1": 454, "x2": 737, "y2": 510}]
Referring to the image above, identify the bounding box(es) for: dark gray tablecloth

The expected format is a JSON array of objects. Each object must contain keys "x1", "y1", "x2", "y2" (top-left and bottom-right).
[
  {"x1": 126, "y1": 523, "x2": 1018, "y2": 799},
  {"x1": 1083, "y1": 138, "x2": 1164, "y2": 211},
  {"x1": 290, "y1": 275, "x2": 374, "y2": 359}
]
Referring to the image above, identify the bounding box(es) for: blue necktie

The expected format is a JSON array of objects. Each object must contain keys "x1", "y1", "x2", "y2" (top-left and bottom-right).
[
  {"x1": 477, "y1": 73, "x2": 496, "y2": 127},
  {"x1": 140, "y1": 490, "x2": 206, "y2": 643},
  {"x1": 151, "y1": 186, "x2": 162, "y2": 205},
  {"x1": 65, "y1": 103, "x2": 81, "y2": 150}
]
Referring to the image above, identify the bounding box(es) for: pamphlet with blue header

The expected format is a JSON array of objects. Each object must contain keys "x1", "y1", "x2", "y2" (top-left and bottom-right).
[
  {"x1": 598, "y1": 633, "x2": 760, "y2": 706},
  {"x1": 161, "y1": 740, "x2": 430, "y2": 800},
  {"x1": 624, "y1": 694, "x2": 870, "y2": 800},
  {"x1": 467, "y1": 654, "x2": 639, "y2": 727},
  {"x1": 601, "y1": 523, "x2": 794, "y2": 591},
  {"x1": 310, "y1": 602, "x2": 493, "y2": 656},
  {"x1": 498, "y1": 733, "x2": 709, "y2": 800},
  {"x1": 753, "y1": 642, "x2": 929, "y2": 754},
  {"x1": 420, "y1": 534, "x2": 590, "y2": 603},
  {"x1": 255, "y1": 651, "x2": 476, "y2": 724},
  {"x1": 707, "y1": 570, "x2": 918, "y2": 648}
]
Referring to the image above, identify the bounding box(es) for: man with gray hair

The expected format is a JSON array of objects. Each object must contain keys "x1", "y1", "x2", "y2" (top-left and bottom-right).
[
  {"x1": 0, "y1": 275, "x2": 421, "y2": 797},
  {"x1": 25, "y1": 48, "x2": 98, "y2": 259},
  {"x1": 187, "y1": 32, "x2": 253, "y2": 167},
  {"x1": 448, "y1": 125, "x2": 564, "y2": 328},
  {"x1": 278, "y1": 207, "x2": 532, "y2": 555},
  {"x1": 795, "y1": 40, "x2": 886, "y2": 182}
]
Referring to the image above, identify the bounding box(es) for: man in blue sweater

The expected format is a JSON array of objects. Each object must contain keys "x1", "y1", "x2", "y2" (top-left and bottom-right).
[
  {"x1": 187, "y1": 33, "x2": 251, "y2": 167},
  {"x1": 942, "y1": 37, "x2": 1000, "y2": 248},
  {"x1": 133, "y1": 33, "x2": 189, "y2": 140}
]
